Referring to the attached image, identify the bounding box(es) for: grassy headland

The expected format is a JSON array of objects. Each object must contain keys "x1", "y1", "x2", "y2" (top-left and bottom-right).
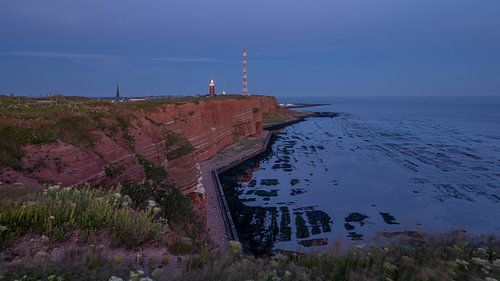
[
  {"x1": 0, "y1": 95, "x2": 197, "y2": 170},
  {"x1": 263, "y1": 107, "x2": 294, "y2": 124}
]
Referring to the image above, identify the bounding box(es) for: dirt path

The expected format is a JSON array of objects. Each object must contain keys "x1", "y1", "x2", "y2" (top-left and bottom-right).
[{"x1": 200, "y1": 131, "x2": 271, "y2": 254}]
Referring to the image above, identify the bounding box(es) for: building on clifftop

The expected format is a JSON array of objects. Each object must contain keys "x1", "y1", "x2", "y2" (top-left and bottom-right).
[
  {"x1": 209, "y1": 79, "x2": 215, "y2": 97},
  {"x1": 116, "y1": 84, "x2": 120, "y2": 98}
]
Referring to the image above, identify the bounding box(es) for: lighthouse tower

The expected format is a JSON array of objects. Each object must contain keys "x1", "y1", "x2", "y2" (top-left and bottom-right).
[{"x1": 209, "y1": 79, "x2": 215, "y2": 97}]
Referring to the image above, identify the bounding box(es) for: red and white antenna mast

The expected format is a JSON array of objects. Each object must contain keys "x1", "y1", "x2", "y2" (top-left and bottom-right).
[{"x1": 242, "y1": 48, "x2": 248, "y2": 95}]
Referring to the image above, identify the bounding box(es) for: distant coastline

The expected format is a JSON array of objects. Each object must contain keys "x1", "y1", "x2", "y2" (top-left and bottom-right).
[{"x1": 278, "y1": 102, "x2": 330, "y2": 109}]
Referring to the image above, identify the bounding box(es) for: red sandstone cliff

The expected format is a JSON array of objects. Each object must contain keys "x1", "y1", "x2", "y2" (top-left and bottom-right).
[{"x1": 0, "y1": 96, "x2": 278, "y2": 202}]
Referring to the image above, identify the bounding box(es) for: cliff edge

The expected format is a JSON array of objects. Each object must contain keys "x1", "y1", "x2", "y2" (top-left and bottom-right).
[{"x1": 0, "y1": 95, "x2": 282, "y2": 211}]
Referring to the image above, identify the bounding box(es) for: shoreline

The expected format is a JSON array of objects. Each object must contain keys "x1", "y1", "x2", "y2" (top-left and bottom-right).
[
  {"x1": 279, "y1": 103, "x2": 331, "y2": 109},
  {"x1": 202, "y1": 111, "x2": 337, "y2": 253},
  {"x1": 264, "y1": 110, "x2": 339, "y2": 130},
  {"x1": 200, "y1": 131, "x2": 274, "y2": 253}
]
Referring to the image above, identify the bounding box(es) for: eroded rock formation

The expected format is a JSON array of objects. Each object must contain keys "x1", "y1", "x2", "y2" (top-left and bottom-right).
[{"x1": 0, "y1": 96, "x2": 278, "y2": 211}]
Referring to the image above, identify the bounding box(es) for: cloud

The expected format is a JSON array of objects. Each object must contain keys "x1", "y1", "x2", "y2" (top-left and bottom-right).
[
  {"x1": 1, "y1": 51, "x2": 122, "y2": 61},
  {"x1": 147, "y1": 57, "x2": 221, "y2": 63}
]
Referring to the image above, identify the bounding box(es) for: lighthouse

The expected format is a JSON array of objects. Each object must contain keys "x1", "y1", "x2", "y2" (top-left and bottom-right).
[{"x1": 209, "y1": 79, "x2": 215, "y2": 97}]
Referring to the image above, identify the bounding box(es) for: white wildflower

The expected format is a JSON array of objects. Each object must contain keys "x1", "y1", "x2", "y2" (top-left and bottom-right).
[
  {"x1": 229, "y1": 241, "x2": 242, "y2": 253},
  {"x1": 48, "y1": 185, "x2": 60, "y2": 191},
  {"x1": 41, "y1": 235, "x2": 50, "y2": 243},
  {"x1": 472, "y1": 257, "x2": 491, "y2": 267},
  {"x1": 129, "y1": 271, "x2": 139, "y2": 280}
]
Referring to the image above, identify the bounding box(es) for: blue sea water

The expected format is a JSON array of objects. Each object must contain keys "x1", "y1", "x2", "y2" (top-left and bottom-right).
[{"x1": 219, "y1": 96, "x2": 500, "y2": 254}]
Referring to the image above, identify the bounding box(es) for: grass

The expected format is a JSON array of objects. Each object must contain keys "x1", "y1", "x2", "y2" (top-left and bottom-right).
[
  {"x1": 3, "y1": 234, "x2": 499, "y2": 281},
  {"x1": 118, "y1": 179, "x2": 204, "y2": 244},
  {"x1": 137, "y1": 157, "x2": 168, "y2": 182},
  {"x1": 164, "y1": 131, "x2": 195, "y2": 160},
  {"x1": 112, "y1": 94, "x2": 252, "y2": 112},
  {"x1": 0, "y1": 245, "x2": 122, "y2": 281},
  {"x1": 0, "y1": 185, "x2": 168, "y2": 250},
  {"x1": 232, "y1": 131, "x2": 241, "y2": 143},
  {"x1": 105, "y1": 163, "x2": 124, "y2": 179},
  {"x1": 0, "y1": 96, "x2": 132, "y2": 169},
  {"x1": 263, "y1": 108, "x2": 293, "y2": 124},
  {"x1": 0, "y1": 182, "x2": 207, "y2": 280},
  {"x1": 177, "y1": 236, "x2": 500, "y2": 281}
]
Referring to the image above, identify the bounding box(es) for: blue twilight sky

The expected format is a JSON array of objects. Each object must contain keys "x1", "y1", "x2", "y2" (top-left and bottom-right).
[{"x1": 0, "y1": 0, "x2": 499, "y2": 97}]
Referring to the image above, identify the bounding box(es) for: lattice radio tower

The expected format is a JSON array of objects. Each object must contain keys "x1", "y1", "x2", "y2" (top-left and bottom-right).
[{"x1": 242, "y1": 48, "x2": 248, "y2": 95}]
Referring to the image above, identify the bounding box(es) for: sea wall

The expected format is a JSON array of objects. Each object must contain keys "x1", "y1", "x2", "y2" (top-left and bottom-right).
[{"x1": 0, "y1": 96, "x2": 278, "y2": 210}]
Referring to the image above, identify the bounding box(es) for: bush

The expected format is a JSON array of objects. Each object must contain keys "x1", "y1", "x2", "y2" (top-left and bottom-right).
[
  {"x1": 110, "y1": 208, "x2": 166, "y2": 249},
  {"x1": 137, "y1": 157, "x2": 168, "y2": 182},
  {"x1": 0, "y1": 185, "x2": 168, "y2": 250},
  {"x1": 164, "y1": 131, "x2": 195, "y2": 160},
  {"x1": 120, "y1": 180, "x2": 156, "y2": 208},
  {"x1": 158, "y1": 188, "x2": 198, "y2": 232}
]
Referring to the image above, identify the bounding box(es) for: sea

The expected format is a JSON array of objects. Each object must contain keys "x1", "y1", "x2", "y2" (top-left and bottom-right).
[{"x1": 219, "y1": 96, "x2": 500, "y2": 254}]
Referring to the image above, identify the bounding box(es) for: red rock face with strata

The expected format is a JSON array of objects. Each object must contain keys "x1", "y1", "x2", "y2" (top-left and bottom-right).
[{"x1": 0, "y1": 96, "x2": 277, "y2": 208}]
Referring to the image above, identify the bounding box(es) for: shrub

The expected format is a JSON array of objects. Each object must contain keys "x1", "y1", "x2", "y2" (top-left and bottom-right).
[
  {"x1": 105, "y1": 163, "x2": 123, "y2": 178},
  {"x1": 137, "y1": 157, "x2": 168, "y2": 182},
  {"x1": 0, "y1": 185, "x2": 168, "y2": 250},
  {"x1": 120, "y1": 180, "x2": 156, "y2": 208},
  {"x1": 110, "y1": 208, "x2": 166, "y2": 249},
  {"x1": 164, "y1": 131, "x2": 195, "y2": 160},
  {"x1": 158, "y1": 188, "x2": 197, "y2": 231}
]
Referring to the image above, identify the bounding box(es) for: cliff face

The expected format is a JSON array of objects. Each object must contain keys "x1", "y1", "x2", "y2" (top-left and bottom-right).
[{"x1": 0, "y1": 96, "x2": 277, "y2": 205}]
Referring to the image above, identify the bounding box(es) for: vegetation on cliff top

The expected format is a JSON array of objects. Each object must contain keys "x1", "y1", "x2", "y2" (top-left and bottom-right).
[
  {"x1": 0, "y1": 174, "x2": 204, "y2": 243},
  {"x1": 164, "y1": 131, "x2": 195, "y2": 160},
  {"x1": 0, "y1": 96, "x2": 131, "y2": 169},
  {"x1": 0, "y1": 185, "x2": 169, "y2": 250},
  {"x1": 180, "y1": 235, "x2": 500, "y2": 281},
  {"x1": 1, "y1": 230, "x2": 499, "y2": 280},
  {"x1": 0, "y1": 95, "x2": 200, "y2": 170},
  {"x1": 263, "y1": 107, "x2": 293, "y2": 124}
]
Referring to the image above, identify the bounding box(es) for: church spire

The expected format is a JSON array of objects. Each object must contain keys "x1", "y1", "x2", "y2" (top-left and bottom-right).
[{"x1": 116, "y1": 84, "x2": 120, "y2": 98}]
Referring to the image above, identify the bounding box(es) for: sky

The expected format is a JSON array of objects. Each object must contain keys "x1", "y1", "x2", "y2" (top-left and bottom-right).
[{"x1": 0, "y1": 0, "x2": 499, "y2": 97}]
